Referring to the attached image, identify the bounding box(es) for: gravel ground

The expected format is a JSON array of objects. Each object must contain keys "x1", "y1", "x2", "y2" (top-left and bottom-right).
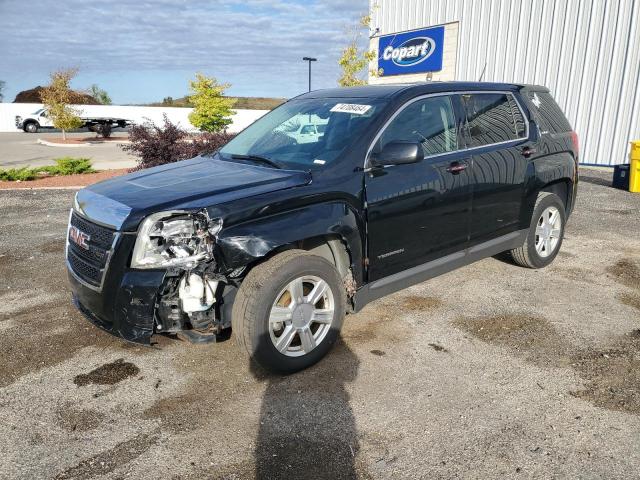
[{"x1": 0, "y1": 169, "x2": 639, "y2": 479}]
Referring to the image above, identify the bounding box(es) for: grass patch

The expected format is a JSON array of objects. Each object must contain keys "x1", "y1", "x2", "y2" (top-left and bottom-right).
[{"x1": 0, "y1": 157, "x2": 96, "y2": 181}]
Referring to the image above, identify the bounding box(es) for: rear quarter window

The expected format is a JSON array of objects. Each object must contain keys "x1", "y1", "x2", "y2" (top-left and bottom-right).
[
  {"x1": 528, "y1": 91, "x2": 572, "y2": 134},
  {"x1": 461, "y1": 93, "x2": 527, "y2": 147}
]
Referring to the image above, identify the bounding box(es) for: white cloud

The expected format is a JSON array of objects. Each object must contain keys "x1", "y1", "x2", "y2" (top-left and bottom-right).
[{"x1": 0, "y1": 0, "x2": 369, "y2": 100}]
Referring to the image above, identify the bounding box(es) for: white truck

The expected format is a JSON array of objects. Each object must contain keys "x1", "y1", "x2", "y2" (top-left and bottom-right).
[{"x1": 15, "y1": 108, "x2": 132, "y2": 133}]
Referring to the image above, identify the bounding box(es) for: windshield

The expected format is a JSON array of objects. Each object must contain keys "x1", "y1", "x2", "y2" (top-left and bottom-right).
[{"x1": 219, "y1": 97, "x2": 387, "y2": 170}]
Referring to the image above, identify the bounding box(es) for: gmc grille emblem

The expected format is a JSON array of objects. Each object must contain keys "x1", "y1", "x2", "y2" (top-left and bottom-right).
[{"x1": 69, "y1": 226, "x2": 90, "y2": 250}]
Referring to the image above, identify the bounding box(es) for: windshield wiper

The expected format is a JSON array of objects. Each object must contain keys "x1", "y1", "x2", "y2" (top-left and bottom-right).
[{"x1": 229, "y1": 154, "x2": 282, "y2": 169}]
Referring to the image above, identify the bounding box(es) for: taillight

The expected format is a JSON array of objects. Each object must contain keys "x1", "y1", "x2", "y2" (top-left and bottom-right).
[{"x1": 570, "y1": 131, "x2": 579, "y2": 156}]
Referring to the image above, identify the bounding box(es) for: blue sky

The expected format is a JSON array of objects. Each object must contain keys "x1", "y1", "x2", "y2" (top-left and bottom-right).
[{"x1": 0, "y1": 0, "x2": 368, "y2": 104}]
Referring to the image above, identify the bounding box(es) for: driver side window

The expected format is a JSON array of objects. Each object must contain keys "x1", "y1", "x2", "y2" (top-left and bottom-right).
[{"x1": 376, "y1": 96, "x2": 458, "y2": 158}]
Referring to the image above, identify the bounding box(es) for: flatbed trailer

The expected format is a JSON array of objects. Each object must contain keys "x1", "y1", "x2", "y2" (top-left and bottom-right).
[{"x1": 15, "y1": 108, "x2": 133, "y2": 133}]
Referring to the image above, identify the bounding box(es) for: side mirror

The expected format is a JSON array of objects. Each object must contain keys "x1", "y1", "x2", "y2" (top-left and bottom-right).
[{"x1": 370, "y1": 141, "x2": 424, "y2": 167}]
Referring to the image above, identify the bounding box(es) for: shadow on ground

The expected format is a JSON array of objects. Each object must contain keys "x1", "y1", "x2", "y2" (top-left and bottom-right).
[{"x1": 251, "y1": 339, "x2": 364, "y2": 480}]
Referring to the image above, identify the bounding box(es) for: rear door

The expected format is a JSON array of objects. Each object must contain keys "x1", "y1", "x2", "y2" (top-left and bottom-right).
[
  {"x1": 460, "y1": 92, "x2": 532, "y2": 244},
  {"x1": 365, "y1": 94, "x2": 472, "y2": 280}
]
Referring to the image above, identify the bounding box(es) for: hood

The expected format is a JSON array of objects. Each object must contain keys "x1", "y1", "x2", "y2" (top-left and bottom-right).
[{"x1": 75, "y1": 156, "x2": 311, "y2": 231}]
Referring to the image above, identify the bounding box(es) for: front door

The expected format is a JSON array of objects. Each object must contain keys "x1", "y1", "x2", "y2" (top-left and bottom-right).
[{"x1": 365, "y1": 95, "x2": 472, "y2": 281}]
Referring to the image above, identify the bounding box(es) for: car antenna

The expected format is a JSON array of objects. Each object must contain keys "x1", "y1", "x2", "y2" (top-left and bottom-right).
[{"x1": 478, "y1": 63, "x2": 487, "y2": 82}]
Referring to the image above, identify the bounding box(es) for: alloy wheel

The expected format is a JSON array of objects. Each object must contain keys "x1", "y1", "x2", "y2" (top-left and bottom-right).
[
  {"x1": 535, "y1": 206, "x2": 562, "y2": 258},
  {"x1": 268, "y1": 275, "x2": 335, "y2": 357}
]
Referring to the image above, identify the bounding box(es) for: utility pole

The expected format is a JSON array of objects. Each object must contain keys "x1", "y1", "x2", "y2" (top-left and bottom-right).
[{"x1": 302, "y1": 57, "x2": 317, "y2": 92}]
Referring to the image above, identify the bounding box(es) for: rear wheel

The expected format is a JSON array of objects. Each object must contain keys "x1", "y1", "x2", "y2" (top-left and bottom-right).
[
  {"x1": 510, "y1": 192, "x2": 566, "y2": 268},
  {"x1": 232, "y1": 250, "x2": 346, "y2": 373}
]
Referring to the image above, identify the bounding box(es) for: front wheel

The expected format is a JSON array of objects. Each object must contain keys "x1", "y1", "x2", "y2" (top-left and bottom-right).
[
  {"x1": 24, "y1": 122, "x2": 38, "y2": 133},
  {"x1": 232, "y1": 250, "x2": 346, "y2": 373},
  {"x1": 510, "y1": 192, "x2": 566, "y2": 268}
]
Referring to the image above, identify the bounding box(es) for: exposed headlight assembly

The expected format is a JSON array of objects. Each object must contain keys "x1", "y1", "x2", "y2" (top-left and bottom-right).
[{"x1": 131, "y1": 211, "x2": 223, "y2": 269}]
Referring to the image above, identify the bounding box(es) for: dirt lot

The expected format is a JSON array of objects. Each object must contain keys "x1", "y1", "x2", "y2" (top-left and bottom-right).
[{"x1": 1, "y1": 170, "x2": 639, "y2": 479}]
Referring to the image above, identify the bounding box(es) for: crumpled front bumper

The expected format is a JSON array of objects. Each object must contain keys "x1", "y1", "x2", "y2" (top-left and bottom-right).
[{"x1": 68, "y1": 266, "x2": 166, "y2": 345}]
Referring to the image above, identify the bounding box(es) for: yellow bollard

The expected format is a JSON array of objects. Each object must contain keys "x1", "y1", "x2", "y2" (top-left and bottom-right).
[{"x1": 631, "y1": 141, "x2": 640, "y2": 193}]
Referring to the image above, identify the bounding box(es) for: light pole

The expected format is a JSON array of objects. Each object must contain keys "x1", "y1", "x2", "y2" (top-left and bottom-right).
[{"x1": 302, "y1": 57, "x2": 317, "y2": 92}]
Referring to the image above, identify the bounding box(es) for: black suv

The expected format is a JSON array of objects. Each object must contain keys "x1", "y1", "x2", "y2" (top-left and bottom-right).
[{"x1": 67, "y1": 82, "x2": 578, "y2": 372}]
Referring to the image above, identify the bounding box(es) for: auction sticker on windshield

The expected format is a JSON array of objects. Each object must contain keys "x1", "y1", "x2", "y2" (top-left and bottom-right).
[{"x1": 330, "y1": 103, "x2": 372, "y2": 115}]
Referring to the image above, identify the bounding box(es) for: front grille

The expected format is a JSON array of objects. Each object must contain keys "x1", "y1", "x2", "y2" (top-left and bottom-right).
[
  {"x1": 70, "y1": 213, "x2": 115, "y2": 248},
  {"x1": 67, "y1": 212, "x2": 116, "y2": 288},
  {"x1": 68, "y1": 249, "x2": 103, "y2": 286}
]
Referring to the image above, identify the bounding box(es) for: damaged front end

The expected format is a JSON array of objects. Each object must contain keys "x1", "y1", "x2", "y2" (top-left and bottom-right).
[
  {"x1": 131, "y1": 210, "x2": 238, "y2": 343},
  {"x1": 68, "y1": 206, "x2": 240, "y2": 346}
]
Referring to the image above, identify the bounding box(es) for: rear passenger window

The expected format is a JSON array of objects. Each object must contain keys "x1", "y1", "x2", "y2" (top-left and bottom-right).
[
  {"x1": 376, "y1": 96, "x2": 458, "y2": 157},
  {"x1": 461, "y1": 93, "x2": 527, "y2": 147},
  {"x1": 528, "y1": 91, "x2": 572, "y2": 133}
]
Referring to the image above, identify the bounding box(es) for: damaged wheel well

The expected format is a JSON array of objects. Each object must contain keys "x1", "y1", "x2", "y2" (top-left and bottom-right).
[
  {"x1": 156, "y1": 233, "x2": 356, "y2": 339},
  {"x1": 248, "y1": 235, "x2": 352, "y2": 279}
]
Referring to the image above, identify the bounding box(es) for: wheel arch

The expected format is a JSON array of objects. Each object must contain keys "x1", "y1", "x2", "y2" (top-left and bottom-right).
[
  {"x1": 520, "y1": 155, "x2": 576, "y2": 227},
  {"x1": 215, "y1": 201, "x2": 364, "y2": 285},
  {"x1": 540, "y1": 178, "x2": 572, "y2": 210},
  {"x1": 23, "y1": 120, "x2": 39, "y2": 132}
]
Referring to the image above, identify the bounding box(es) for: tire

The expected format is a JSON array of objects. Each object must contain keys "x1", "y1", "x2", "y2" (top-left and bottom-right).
[
  {"x1": 24, "y1": 122, "x2": 38, "y2": 133},
  {"x1": 232, "y1": 249, "x2": 347, "y2": 374},
  {"x1": 510, "y1": 192, "x2": 566, "y2": 269}
]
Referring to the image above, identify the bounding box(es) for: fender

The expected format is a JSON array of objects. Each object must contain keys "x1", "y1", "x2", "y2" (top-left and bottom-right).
[
  {"x1": 215, "y1": 201, "x2": 365, "y2": 284},
  {"x1": 520, "y1": 147, "x2": 576, "y2": 228}
]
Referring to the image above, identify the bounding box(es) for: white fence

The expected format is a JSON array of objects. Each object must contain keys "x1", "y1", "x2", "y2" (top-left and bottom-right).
[{"x1": 0, "y1": 103, "x2": 269, "y2": 133}]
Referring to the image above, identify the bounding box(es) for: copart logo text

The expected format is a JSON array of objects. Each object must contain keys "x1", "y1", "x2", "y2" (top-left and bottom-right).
[{"x1": 382, "y1": 37, "x2": 436, "y2": 67}]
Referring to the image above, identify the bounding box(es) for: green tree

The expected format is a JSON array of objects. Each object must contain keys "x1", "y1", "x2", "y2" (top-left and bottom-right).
[
  {"x1": 337, "y1": 14, "x2": 378, "y2": 87},
  {"x1": 89, "y1": 84, "x2": 112, "y2": 105},
  {"x1": 41, "y1": 69, "x2": 84, "y2": 140},
  {"x1": 0, "y1": 80, "x2": 5, "y2": 102},
  {"x1": 187, "y1": 73, "x2": 235, "y2": 132}
]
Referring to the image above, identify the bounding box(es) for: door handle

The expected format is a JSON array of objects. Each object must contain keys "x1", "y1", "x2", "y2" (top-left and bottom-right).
[
  {"x1": 446, "y1": 162, "x2": 468, "y2": 174},
  {"x1": 521, "y1": 146, "x2": 537, "y2": 158}
]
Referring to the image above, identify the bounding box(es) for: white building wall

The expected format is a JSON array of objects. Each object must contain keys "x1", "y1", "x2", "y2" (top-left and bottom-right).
[
  {"x1": 0, "y1": 103, "x2": 269, "y2": 134},
  {"x1": 370, "y1": 0, "x2": 640, "y2": 166}
]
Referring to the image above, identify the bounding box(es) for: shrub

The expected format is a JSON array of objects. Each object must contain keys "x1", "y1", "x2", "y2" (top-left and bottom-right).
[
  {"x1": 122, "y1": 115, "x2": 235, "y2": 170},
  {"x1": 48, "y1": 157, "x2": 95, "y2": 175},
  {"x1": 0, "y1": 168, "x2": 38, "y2": 181},
  {"x1": 188, "y1": 131, "x2": 236, "y2": 157},
  {"x1": 0, "y1": 157, "x2": 95, "y2": 181}
]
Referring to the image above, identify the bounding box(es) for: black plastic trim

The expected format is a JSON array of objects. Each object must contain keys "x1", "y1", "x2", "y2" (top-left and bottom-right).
[{"x1": 353, "y1": 229, "x2": 527, "y2": 311}]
